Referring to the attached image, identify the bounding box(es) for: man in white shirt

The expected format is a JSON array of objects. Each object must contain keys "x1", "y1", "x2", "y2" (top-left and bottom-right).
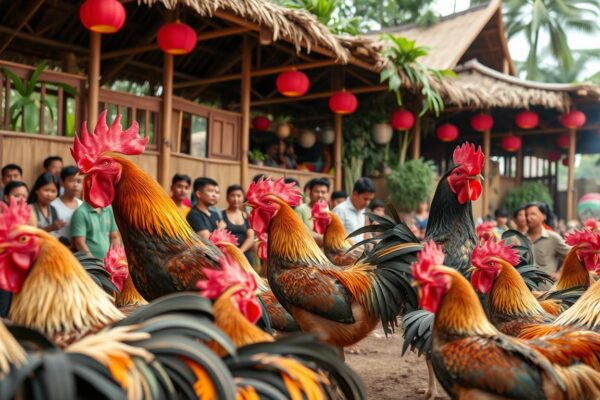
[
  {"x1": 333, "y1": 177, "x2": 375, "y2": 242},
  {"x1": 51, "y1": 166, "x2": 83, "y2": 243}
]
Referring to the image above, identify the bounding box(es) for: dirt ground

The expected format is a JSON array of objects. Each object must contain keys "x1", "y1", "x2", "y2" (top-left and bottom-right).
[{"x1": 345, "y1": 326, "x2": 449, "y2": 400}]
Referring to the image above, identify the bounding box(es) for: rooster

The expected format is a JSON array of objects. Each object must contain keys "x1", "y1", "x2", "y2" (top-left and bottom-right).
[
  {"x1": 104, "y1": 244, "x2": 148, "y2": 309},
  {"x1": 312, "y1": 199, "x2": 361, "y2": 266},
  {"x1": 71, "y1": 111, "x2": 226, "y2": 301},
  {"x1": 413, "y1": 241, "x2": 600, "y2": 399},
  {"x1": 247, "y1": 177, "x2": 420, "y2": 355},
  {"x1": 209, "y1": 228, "x2": 299, "y2": 332}
]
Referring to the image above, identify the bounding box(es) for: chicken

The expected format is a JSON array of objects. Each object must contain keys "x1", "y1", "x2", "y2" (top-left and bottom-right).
[
  {"x1": 312, "y1": 199, "x2": 361, "y2": 266},
  {"x1": 104, "y1": 244, "x2": 148, "y2": 308},
  {"x1": 247, "y1": 177, "x2": 420, "y2": 355},
  {"x1": 71, "y1": 111, "x2": 225, "y2": 301},
  {"x1": 209, "y1": 228, "x2": 299, "y2": 332},
  {"x1": 413, "y1": 241, "x2": 600, "y2": 399}
]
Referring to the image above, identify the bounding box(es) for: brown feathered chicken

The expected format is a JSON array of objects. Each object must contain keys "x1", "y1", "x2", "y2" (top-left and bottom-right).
[
  {"x1": 312, "y1": 199, "x2": 361, "y2": 266},
  {"x1": 103, "y1": 243, "x2": 147, "y2": 309}
]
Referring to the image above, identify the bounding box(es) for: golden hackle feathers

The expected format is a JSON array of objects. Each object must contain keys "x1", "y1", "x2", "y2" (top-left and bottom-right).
[
  {"x1": 553, "y1": 279, "x2": 600, "y2": 331},
  {"x1": 0, "y1": 321, "x2": 26, "y2": 376},
  {"x1": 552, "y1": 364, "x2": 600, "y2": 400},
  {"x1": 9, "y1": 232, "x2": 124, "y2": 344},
  {"x1": 116, "y1": 275, "x2": 148, "y2": 308}
]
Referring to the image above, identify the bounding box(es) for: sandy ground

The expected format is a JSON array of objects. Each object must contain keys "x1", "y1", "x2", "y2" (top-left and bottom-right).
[{"x1": 345, "y1": 326, "x2": 449, "y2": 400}]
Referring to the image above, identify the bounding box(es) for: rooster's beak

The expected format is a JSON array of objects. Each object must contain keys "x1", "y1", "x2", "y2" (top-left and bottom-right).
[{"x1": 468, "y1": 174, "x2": 484, "y2": 182}]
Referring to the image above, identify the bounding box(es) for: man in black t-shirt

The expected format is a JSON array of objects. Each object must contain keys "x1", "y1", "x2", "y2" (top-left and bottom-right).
[{"x1": 186, "y1": 177, "x2": 225, "y2": 239}]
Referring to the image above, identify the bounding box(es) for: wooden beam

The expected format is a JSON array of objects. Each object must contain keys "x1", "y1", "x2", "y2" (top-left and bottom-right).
[
  {"x1": 0, "y1": 0, "x2": 46, "y2": 56},
  {"x1": 100, "y1": 26, "x2": 249, "y2": 60},
  {"x1": 566, "y1": 128, "x2": 576, "y2": 221},
  {"x1": 240, "y1": 36, "x2": 252, "y2": 189},
  {"x1": 482, "y1": 129, "x2": 491, "y2": 218},
  {"x1": 334, "y1": 113, "x2": 342, "y2": 190},
  {"x1": 173, "y1": 59, "x2": 337, "y2": 90},
  {"x1": 159, "y1": 53, "x2": 174, "y2": 190},
  {"x1": 0, "y1": 25, "x2": 88, "y2": 53},
  {"x1": 490, "y1": 124, "x2": 600, "y2": 138},
  {"x1": 88, "y1": 32, "x2": 101, "y2": 129},
  {"x1": 250, "y1": 85, "x2": 388, "y2": 106}
]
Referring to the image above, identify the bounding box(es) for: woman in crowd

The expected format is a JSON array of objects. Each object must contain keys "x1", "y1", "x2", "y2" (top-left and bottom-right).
[
  {"x1": 222, "y1": 184, "x2": 255, "y2": 263},
  {"x1": 27, "y1": 172, "x2": 64, "y2": 236}
]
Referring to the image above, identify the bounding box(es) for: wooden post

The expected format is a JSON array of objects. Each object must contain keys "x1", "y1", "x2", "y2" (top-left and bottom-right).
[
  {"x1": 240, "y1": 36, "x2": 251, "y2": 189},
  {"x1": 334, "y1": 114, "x2": 342, "y2": 190},
  {"x1": 88, "y1": 32, "x2": 101, "y2": 128},
  {"x1": 566, "y1": 128, "x2": 576, "y2": 221},
  {"x1": 482, "y1": 129, "x2": 491, "y2": 218},
  {"x1": 159, "y1": 54, "x2": 174, "y2": 189},
  {"x1": 411, "y1": 114, "x2": 421, "y2": 160}
]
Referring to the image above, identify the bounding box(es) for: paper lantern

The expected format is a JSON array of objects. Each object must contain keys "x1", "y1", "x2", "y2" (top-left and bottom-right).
[
  {"x1": 372, "y1": 123, "x2": 393, "y2": 145},
  {"x1": 276, "y1": 123, "x2": 291, "y2": 139},
  {"x1": 562, "y1": 157, "x2": 570, "y2": 167},
  {"x1": 515, "y1": 110, "x2": 539, "y2": 129},
  {"x1": 500, "y1": 135, "x2": 521, "y2": 152},
  {"x1": 299, "y1": 130, "x2": 316, "y2": 148},
  {"x1": 80, "y1": 0, "x2": 126, "y2": 33},
  {"x1": 436, "y1": 123, "x2": 458, "y2": 142},
  {"x1": 560, "y1": 110, "x2": 586, "y2": 129},
  {"x1": 390, "y1": 109, "x2": 414, "y2": 131},
  {"x1": 557, "y1": 133, "x2": 570, "y2": 149},
  {"x1": 252, "y1": 116, "x2": 270, "y2": 131},
  {"x1": 329, "y1": 90, "x2": 357, "y2": 114},
  {"x1": 548, "y1": 151, "x2": 562, "y2": 162},
  {"x1": 321, "y1": 128, "x2": 335, "y2": 145},
  {"x1": 157, "y1": 22, "x2": 197, "y2": 55},
  {"x1": 470, "y1": 113, "x2": 494, "y2": 132},
  {"x1": 276, "y1": 70, "x2": 309, "y2": 97}
]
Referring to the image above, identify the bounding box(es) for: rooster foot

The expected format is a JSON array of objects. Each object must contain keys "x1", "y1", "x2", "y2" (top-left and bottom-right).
[{"x1": 344, "y1": 345, "x2": 361, "y2": 355}]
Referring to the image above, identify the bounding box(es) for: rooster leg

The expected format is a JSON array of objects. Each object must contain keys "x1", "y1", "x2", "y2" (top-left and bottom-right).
[
  {"x1": 338, "y1": 347, "x2": 345, "y2": 362},
  {"x1": 425, "y1": 358, "x2": 441, "y2": 400}
]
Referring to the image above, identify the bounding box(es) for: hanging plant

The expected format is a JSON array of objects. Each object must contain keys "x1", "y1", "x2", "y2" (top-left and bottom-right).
[
  {"x1": 379, "y1": 35, "x2": 455, "y2": 117},
  {"x1": 387, "y1": 158, "x2": 435, "y2": 212}
]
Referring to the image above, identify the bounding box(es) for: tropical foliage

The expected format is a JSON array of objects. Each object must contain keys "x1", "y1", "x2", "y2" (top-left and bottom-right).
[
  {"x1": 387, "y1": 158, "x2": 435, "y2": 212},
  {"x1": 274, "y1": 0, "x2": 362, "y2": 34},
  {"x1": 503, "y1": 182, "x2": 554, "y2": 213}
]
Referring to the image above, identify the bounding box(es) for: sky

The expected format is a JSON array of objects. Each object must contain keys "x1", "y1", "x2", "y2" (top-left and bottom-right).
[{"x1": 434, "y1": 0, "x2": 600, "y2": 80}]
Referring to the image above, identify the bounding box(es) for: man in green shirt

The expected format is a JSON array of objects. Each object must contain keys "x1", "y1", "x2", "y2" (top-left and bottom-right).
[
  {"x1": 294, "y1": 178, "x2": 330, "y2": 246},
  {"x1": 71, "y1": 201, "x2": 120, "y2": 259}
]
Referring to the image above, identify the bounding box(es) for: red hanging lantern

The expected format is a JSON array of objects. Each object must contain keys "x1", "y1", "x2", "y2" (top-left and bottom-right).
[
  {"x1": 560, "y1": 110, "x2": 586, "y2": 129},
  {"x1": 276, "y1": 70, "x2": 309, "y2": 97},
  {"x1": 515, "y1": 110, "x2": 539, "y2": 129},
  {"x1": 157, "y1": 22, "x2": 197, "y2": 55},
  {"x1": 547, "y1": 150, "x2": 562, "y2": 162},
  {"x1": 390, "y1": 109, "x2": 414, "y2": 131},
  {"x1": 562, "y1": 157, "x2": 570, "y2": 167},
  {"x1": 500, "y1": 135, "x2": 521, "y2": 152},
  {"x1": 80, "y1": 0, "x2": 126, "y2": 33},
  {"x1": 252, "y1": 116, "x2": 270, "y2": 131},
  {"x1": 436, "y1": 123, "x2": 459, "y2": 142},
  {"x1": 470, "y1": 113, "x2": 494, "y2": 132},
  {"x1": 557, "y1": 133, "x2": 570, "y2": 149},
  {"x1": 329, "y1": 90, "x2": 358, "y2": 115}
]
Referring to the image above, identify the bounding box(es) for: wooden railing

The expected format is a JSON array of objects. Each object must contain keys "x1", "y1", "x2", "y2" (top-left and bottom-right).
[{"x1": 0, "y1": 61, "x2": 86, "y2": 137}]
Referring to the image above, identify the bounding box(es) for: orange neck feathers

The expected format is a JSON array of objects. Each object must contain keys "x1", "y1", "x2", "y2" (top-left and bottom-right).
[
  {"x1": 269, "y1": 202, "x2": 329, "y2": 265},
  {"x1": 324, "y1": 213, "x2": 352, "y2": 252},
  {"x1": 9, "y1": 233, "x2": 123, "y2": 341},
  {"x1": 112, "y1": 156, "x2": 196, "y2": 243},
  {"x1": 489, "y1": 260, "x2": 548, "y2": 318},
  {"x1": 434, "y1": 267, "x2": 496, "y2": 337},
  {"x1": 554, "y1": 248, "x2": 590, "y2": 290},
  {"x1": 116, "y1": 276, "x2": 147, "y2": 308}
]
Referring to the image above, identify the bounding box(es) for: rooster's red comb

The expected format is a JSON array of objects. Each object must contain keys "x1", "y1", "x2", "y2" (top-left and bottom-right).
[
  {"x1": 476, "y1": 221, "x2": 496, "y2": 241},
  {"x1": 565, "y1": 229, "x2": 600, "y2": 248},
  {"x1": 411, "y1": 241, "x2": 445, "y2": 283},
  {"x1": 104, "y1": 244, "x2": 128, "y2": 292},
  {"x1": 246, "y1": 177, "x2": 302, "y2": 207},
  {"x1": 0, "y1": 198, "x2": 31, "y2": 239},
  {"x1": 471, "y1": 238, "x2": 519, "y2": 268},
  {"x1": 453, "y1": 142, "x2": 484, "y2": 175},
  {"x1": 209, "y1": 228, "x2": 239, "y2": 246},
  {"x1": 71, "y1": 110, "x2": 147, "y2": 173},
  {"x1": 311, "y1": 199, "x2": 329, "y2": 218},
  {"x1": 196, "y1": 256, "x2": 257, "y2": 300},
  {"x1": 584, "y1": 218, "x2": 599, "y2": 232}
]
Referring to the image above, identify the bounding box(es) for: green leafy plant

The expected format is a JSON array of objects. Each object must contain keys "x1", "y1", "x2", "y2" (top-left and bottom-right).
[
  {"x1": 503, "y1": 182, "x2": 553, "y2": 214},
  {"x1": 387, "y1": 158, "x2": 435, "y2": 212},
  {"x1": 277, "y1": 0, "x2": 362, "y2": 35},
  {"x1": 249, "y1": 149, "x2": 266, "y2": 163},
  {"x1": 380, "y1": 34, "x2": 455, "y2": 117},
  {"x1": 2, "y1": 60, "x2": 78, "y2": 133}
]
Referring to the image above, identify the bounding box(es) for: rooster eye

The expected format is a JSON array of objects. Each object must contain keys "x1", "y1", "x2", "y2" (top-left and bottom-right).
[
  {"x1": 18, "y1": 235, "x2": 28, "y2": 243},
  {"x1": 103, "y1": 160, "x2": 110, "y2": 167}
]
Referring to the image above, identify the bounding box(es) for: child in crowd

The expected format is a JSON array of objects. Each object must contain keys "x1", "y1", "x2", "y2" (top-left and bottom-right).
[{"x1": 51, "y1": 166, "x2": 83, "y2": 245}]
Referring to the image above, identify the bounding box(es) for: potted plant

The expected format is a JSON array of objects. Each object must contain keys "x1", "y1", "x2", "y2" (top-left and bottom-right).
[
  {"x1": 249, "y1": 149, "x2": 266, "y2": 166},
  {"x1": 387, "y1": 158, "x2": 435, "y2": 213}
]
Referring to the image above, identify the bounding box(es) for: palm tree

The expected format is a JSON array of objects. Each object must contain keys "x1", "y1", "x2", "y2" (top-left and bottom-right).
[
  {"x1": 503, "y1": 0, "x2": 599, "y2": 81},
  {"x1": 529, "y1": 48, "x2": 600, "y2": 83}
]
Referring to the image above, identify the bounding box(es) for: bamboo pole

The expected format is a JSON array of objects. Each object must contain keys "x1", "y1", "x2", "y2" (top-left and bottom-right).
[
  {"x1": 482, "y1": 129, "x2": 491, "y2": 218},
  {"x1": 240, "y1": 36, "x2": 252, "y2": 189},
  {"x1": 334, "y1": 113, "x2": 342, "y2": 190},
  {"x1": 566, "y1": 128, "x2": 576, "y2": 221},
  {"x1": 88, "y1": 32, "x2": 101, "y2": 129},
  {"x1": 411, "y1": 114, "x2": 421, "y2": 160},
  {"x1": 159, "y1": 54, "x2": 174, "y2": 189}
]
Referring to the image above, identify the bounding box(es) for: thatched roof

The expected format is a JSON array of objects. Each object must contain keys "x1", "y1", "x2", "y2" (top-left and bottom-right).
[
  {"x1": 140, "y1": 0, "x2": 356, "y2": 63},
  {"x1": 439, "y1": 60, "x2": 600, "y2": 111}
]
